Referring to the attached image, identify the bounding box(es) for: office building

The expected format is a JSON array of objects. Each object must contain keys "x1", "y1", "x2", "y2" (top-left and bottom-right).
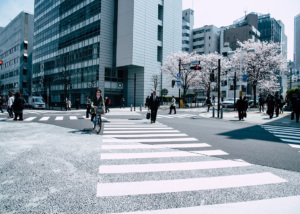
[
  {"x1": 0, "y1": 11, "x2": 34, "y2": 98},
  {"x1": 258, "y1": 14, "x2": 282, "y2": 43},
  {"x1": 182, "y1": 9, "x2": 194, "y2": 53},
  {"x1": 295, "y1": 13, "x2": 300, "y2": 68},
  {"x1": 32, "y1": 0, "x2": 182, "y2": 107}
]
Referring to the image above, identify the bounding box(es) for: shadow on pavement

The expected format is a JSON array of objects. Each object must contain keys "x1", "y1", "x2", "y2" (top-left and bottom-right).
[{"x1": 68, "y1": 128, "x2": 95, "y2": 135}]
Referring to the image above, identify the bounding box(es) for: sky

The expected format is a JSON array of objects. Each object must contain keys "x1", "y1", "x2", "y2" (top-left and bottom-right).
[{"x1": 0, "y1": 0, "x2": 299, "y2": 60}]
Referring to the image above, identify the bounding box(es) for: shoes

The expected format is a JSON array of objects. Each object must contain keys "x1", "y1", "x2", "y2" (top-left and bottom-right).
[
  {"x1": 151, "y1": 121, "x2": 154, "y2": 123},
  {"x1": 19, "y1": 119, "x2": 23, "y2": 121}
]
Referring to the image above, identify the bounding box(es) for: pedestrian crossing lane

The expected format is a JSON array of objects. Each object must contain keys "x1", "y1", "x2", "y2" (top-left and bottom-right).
[
  {"x1": 261, "y1": 124, "x2": 300, "y2": 145},
  {"x1": 97, "y1": 120, "x2": 289, "y2": 212}
]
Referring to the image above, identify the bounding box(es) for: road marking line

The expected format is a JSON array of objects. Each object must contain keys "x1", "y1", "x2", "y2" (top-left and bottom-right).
[
  {"x1": 288, "y1": 144, "x2": 300, "y2": 148},
  {"x1": 112, "y1": 196, "x2": 300, "y2": 214},
  {"x1": 274, "y1": 134, "x2": 300, "y2": 140},
  {"x1": 99, "y1": 160, "x2": 252, "y2": 174},
  {"x1": 101, "y1": 143, "x2": 211, "y2": 150},
  {"x1": 268, "y1": 131, "x2": 300, "y2": 136},
  {"x1": 24, "y1": 117, "x2": 36, "y2": 121},
  {"x1": 100, "y1": 151, "x2": 202, "y2": 160},
  {"x1": 193, "y1": 150, "x2": 229, "y2": 156},
  {"x1": 262, "y1": 125, "x2": 300, "y2": 131},
  {"x1": 101, "y1": 137, "x2": 198, "y2": 143},
  {"x1": 55, "y1": 116, "x2": 63, "y2": 120},
  {"x1": 281, "y1": 138, "x2": 300, "y2": 144},
  {"x1": 104, "y1": 125, "x2": 167, "y2": 128},
  {"x1": 69, "y1": 116, "x2": 78, "y2": 120},
  {"x1": 96, "y1": 172, "x2": 286, "y2": 197},
  {"x1": 104, "y1": 128, "x2": 173, "y2": 130},
  {"x1": 103, "y1": 134, "x2": 188, "y2": 138},
  {"x1": 103, "y1": 130, "x2": 179, "y2": 134},
  {"x1": 39, "y1": 117, "x2": 50, "y2": 121}
]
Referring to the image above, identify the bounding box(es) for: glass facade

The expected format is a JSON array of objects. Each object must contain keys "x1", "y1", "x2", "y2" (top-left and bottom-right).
[
  {"x1": 258, "y1": 14, "x2": 282, "y2": 43},
  {"x1": 32, "y1": 0, "x2": 102, "y2": 105}
]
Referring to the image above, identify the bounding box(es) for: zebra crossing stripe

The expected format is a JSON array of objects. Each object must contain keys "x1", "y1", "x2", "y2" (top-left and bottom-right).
[
  {"x1": 193, "y1": 150, "x2": 229, "y2": 156},
  {"x1": 262, "y1": 125, "x2": 300, "y2": 132},
  {"x1": 39, "y1": 117, "x2": 50, "y2": 121},
  {"x1": 69, "y1": 116, "x2": 78, "y2": 120},
  {"x1": 103, "y1": 134, "x2": 188, "y2": 138},
  {"x1": 101, "y1": 143, "x2": 211, "y2": 150},
  {"x1": 103, "y1": 130, "x2": 179, "y2": 134},
  {"x1": 104, "y1": 128, "x2": 173, "y2": 130},
  {"x1": 96, "y1": 172, "x2": 286, "y2": 197},
  {"x1": 274, "y1": 134, "x2": 300, "y2": 140},
  {"x1": 289, "y1": 144, "x2": 300, "y2": 148},
  {"x1": 101, "y1": 137, "x2": 198, "y2": 143},
  {"x1": 99, "y1": 160, "x2": 252, "y2": 174},
  {"x1": 100, "y1": 151, "x2": 202, "y2": 160},
  {"x1": 281, "y1": 138, "x2": 300, "y2": 144},
  {"x1": 104, "y1": 125, "x2": 167, "y2": 128},
  {"x1": 113, "y1": 196, "x2": 300, "y2": 214},
  {"x1": 55, "y1": 116, "x2": 63, "y2": 120},
  {"x1": 24, "y1": 117, "x2": 36, "y2": 121},
  {"x1": 268, "y1": 131, "x2": 300, "y2": 136}
]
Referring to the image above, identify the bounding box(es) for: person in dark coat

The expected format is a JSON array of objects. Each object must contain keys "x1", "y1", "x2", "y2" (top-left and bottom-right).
[
  {"x1": 12, "y1": 92, "x2": 25, "y2": 121},
  {"x1": 90, "y1": 89, "x2": 105, "y2": 125},
  {"x1": 148, "y1": 91, "x2": 160, "y2": 123},
  {"x1": 236, "y1": 97, "x2": 245, "y2": 120},
  {"x1": 266, "y1": 95, "x2": 275, "y2": 119},
  {"x1": 0, "y1": 96, "x2": 3, "y2": 113},
  {"x1": 243, "y1": 97, "x2": 249, "y2": 112},
  {"x1": 205, "y1": 97, "x2": 212, "y2": 112},
  {"x1": 145, "y1": 96, "x2": 150, "y2": 108},
  {"x1": 292, "y1": 96, "x2": 300, "y2": 123},
  {"x1": 259, "y1": 97, "x2": 264, "y2": 112},
  {"x1": 274, "y1": 95, "x2": 281, "y2": 117},
  {"x1": 86, "y1": 96, "x2": 91, "y2": 118},
  {"x1": 120, "y1": 96, "x2": 125, "y2": 108}
]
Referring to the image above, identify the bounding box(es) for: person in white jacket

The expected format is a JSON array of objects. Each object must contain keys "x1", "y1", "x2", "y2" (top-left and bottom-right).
[
  {"x1": 169, "y1": 96, "x2": 176, "y2": 114},
  {"x1": 7, "y1": 94, "x2": 14, "y2": 118}
]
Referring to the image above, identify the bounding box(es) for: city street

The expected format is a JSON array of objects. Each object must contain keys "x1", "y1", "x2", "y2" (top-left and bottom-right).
[{"x1": 1, "y1": 107, "x2": 300, "y2": 213}]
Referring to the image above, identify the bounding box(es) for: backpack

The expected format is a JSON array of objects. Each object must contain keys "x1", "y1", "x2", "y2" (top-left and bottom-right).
[{"x1": 108, "y1": 99, "x2": 111, "y2": 105}]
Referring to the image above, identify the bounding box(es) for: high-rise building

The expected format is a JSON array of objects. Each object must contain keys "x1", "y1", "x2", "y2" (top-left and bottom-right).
[
  {"x1": 258, "y1": 14, "x2": 282, "y2": 43},
  {"x1": 295, "y1": 13, "x2": 300, "y2": 68},
  {"x1": 182, "y1": 9, "x2": 194, "y2": 53},
  {"x1": 32, "y1": 0, "x2": 182, "y2": 107},
  {"x1": 0, "y1": 11, "x2": 34, "y2": 98}
]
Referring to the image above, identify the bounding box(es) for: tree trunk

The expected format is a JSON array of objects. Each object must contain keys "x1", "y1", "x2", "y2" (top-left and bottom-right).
[{"x1": 253, "y1": 84, "x2": 257, "y2": 106}]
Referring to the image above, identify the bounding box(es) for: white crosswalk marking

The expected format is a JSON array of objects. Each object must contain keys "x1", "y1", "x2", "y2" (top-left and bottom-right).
[
  {"x1": 261, "y1": 125, "x2": 300, "y2": 147},
  {"x1": 24, "y1": 117, "x2": 36, "y2": 121},
  {"x1": 55, "y1": 116, "x2": 63, "y2": 120},
  {"x1": 193, "y1": 150, "x2": 229, "y2": 156},
  {"x1": 69, "y1": 116, "x2": 78, "y2": 120},
  {"x1": 157, "y1": 114, "x2": 196, "y2": 119},
  {"x1": 102, "y1": 137, "x2": 198, "y2": 143},
  {"x1": 97, "y1": 172, "x2": 286, "y2": 197},
  {"x1": 101, "y1": 143, "x2": 211, "y2": 150},
  {"x1": 39, "y1": 117, "x2": 50, "y2": 121},
  {"x1": 103, "y1": 133, "x2": 188, "y2": 138},
  {"x1": 103, "y1": 130, "x2": 179, "y2": 134}
]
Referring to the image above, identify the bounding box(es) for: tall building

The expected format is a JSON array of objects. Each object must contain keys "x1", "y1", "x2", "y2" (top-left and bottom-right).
[
  {"x1": 182, "y1": 9, "x2": 194, "y2": 53},
  {"x1": 32, "y1": 0, "x2": 182, "y2": 107},
  {"x1": 0, "y1": 11, "x2": 34, "y2": 98},
  {"x1": 258, "y1": 14, "x2": 282, "y2": 43},
  {"x1": 295, "y1": 13, "x2": 300, "y2": 68}
]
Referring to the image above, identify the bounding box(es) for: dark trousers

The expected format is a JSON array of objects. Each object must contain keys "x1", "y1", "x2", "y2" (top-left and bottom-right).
[
  {"x1": 0, "y1": 106, "x2": 3, "y2": 113},
  {"x1": 238, "y1": 110, "x2": 244, "y2": 120},
  {"x1": 151, "y1": 108, "x2": 158, "y2": 122},
  {"x1": 296, "y1": 111, "x2": 300, "y2": 122},
  {"x1": 169, "y1": 105, "x2": 176, "y2": 114},
  {"x1": 14, "y1": 113, "x2": 23, "y2": 120},
  {"x1": 106, "y1": 106, "x2": 109, "y2": 113},
  {"x1": 259, "y1": 104, "x2": 264, "y2": 112},
  {"x1": 8, "y1": 108, "x2": 14, "y2": 117},
  {"x1": 86, "y1": 107, "x2": 91, "y2": 118}
]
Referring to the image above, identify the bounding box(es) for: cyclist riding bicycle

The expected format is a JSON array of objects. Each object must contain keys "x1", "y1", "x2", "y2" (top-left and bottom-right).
[{"x1": 91, "y1": 89, "x2": 105, "y2": 133}]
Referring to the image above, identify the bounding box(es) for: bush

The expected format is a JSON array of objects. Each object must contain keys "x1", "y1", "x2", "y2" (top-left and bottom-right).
[{"x1": 286, "y1": 88, "x2": 300, "y2": 101}]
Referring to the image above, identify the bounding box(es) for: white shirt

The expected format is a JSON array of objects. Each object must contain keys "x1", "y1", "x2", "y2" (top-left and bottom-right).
[{"x1": 8, "y1": 97, "x2": 14, "y2": 107}]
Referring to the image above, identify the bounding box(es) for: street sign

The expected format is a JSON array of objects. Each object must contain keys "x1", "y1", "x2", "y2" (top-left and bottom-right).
[
  {"x1": 242, "y1": 74, "x2": 247, "y2": 82},
  {"x1": 177, "y1": 73, "x2": 181, "y2": 78},
  {"x1": 191, "y1": 60, "x2": 200, "y2": 65},
  {"x1": 177, "y1": 81, "x2": 181, "y2": 86}
]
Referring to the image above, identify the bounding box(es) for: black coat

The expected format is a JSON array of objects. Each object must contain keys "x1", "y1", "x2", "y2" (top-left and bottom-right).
[
  {"x1": 149, "y1": 95, "x2": 160, "y2": 110},
  {"x1": 12, "y1": 97, "x2": 25, "y2": 113},
  {"x1": 236, "y1": 99, "x2": 245, "y2": 111}
]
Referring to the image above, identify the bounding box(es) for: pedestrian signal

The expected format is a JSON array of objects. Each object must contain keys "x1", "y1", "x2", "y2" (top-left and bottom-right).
[
  {"x1": 0, "y1": 60, "x2": 3, "y2": 65},
  {"x1": 172, "y1": 80, "x2": 175, "y2": 88},
  {"x1": 190, "y1": 66, "x2": 201, "y2": 70}
]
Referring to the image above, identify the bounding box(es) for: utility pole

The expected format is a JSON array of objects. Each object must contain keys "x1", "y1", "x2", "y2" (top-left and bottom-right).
[
  {"x1": 217, "y1": 59, "x2": 221, "y2": 118},
  {"x1": 134, "y1": 73, "x2": 136, "y2": 111},
  {"x1": 178, "y1": 59, "x2": 181, "y2": 109},
  {"x1": 233, "y1": 72, "x2": 237, "y2": 110}
]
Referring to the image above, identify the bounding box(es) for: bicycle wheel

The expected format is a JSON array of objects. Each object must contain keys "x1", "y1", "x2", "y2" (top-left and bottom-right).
[{"x1": 96, "y1": 115, "x2": 102, "y2": 134}]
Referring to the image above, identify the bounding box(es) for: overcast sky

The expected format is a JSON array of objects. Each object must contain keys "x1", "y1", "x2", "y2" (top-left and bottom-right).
[{"x1": 0, "y1": 0, "x2": 299, "y2": 60}]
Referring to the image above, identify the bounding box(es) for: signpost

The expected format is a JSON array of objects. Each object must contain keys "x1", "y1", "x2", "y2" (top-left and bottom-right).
[
  {"x1": 177, "y1": 73, "x2": 181, "y2": 78},
  {"x1": 177, "y1": 81, "x2": 181, "y2": 86}
]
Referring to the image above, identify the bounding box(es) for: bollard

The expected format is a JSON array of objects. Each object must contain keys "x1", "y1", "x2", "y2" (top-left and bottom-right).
[
  {"x1": 221, "y1": 108, "x2": 223, "y2": 119},
  {"x1": 131, "y1": 104, "x2": 132, "y2": 111},
  {"x1": 140, "y1": 104, "x2": 142, "y2": 111},
  {"x1": 212, "y1": 107, "x2": 215, "y2": 118}
]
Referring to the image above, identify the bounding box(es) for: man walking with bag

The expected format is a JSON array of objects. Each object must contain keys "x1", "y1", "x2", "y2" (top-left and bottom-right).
[
  {"x1": 236, "y1": 97, "x2": 245, "y2": 121},
  {"x1": 149, "y1": 91, "x2": 160, "y2": 123},
  {"x1": 169, "y1": 96, "x2": 176, "y2": 114}
]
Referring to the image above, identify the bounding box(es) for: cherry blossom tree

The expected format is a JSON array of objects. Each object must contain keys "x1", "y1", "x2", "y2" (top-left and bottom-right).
[
  {"x1": 258, "y1": 75, "x2": 281, "y2": 95},
  {"x1": 231, "y1": 40, "x2": 287, "y2": 105}
]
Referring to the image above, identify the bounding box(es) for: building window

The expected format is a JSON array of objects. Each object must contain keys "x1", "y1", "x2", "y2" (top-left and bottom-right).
[
  {"x1": 158, "y1": 25, "x2": 163, "y2": 41},
  {"x1": 206, "y1": 29, "x2": 211, "y2": 32},
  {"x1": 209, "y1": 36, "x2": 211, "y2": 40},
  {"x1": 193, "y1": 37, "x2": 204, "y2": 42},
  {"x1": 158, "y1": 5, "x2": 163, "y2": 21},
  {"x1": 157, "y1": 46, "x2": 162, "y2": 62},
  {"x1": 193, "y1": 29, "x2": 204, "y2": 35}
]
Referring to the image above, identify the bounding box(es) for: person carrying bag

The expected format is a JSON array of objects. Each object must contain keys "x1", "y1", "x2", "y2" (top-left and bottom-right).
[{"x1": 169, "y1": 96, "x2": 176, "y2": 114}]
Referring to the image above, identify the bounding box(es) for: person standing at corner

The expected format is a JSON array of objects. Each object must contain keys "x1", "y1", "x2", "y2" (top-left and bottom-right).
[
  {"x1": 236, "y1": 96, "x2": 245, "y2": 121},
  {"x1": 67, "y1": 98, "x2": 71, "y2": 111},
  {"x1": 0, "y1": 96, "x2": 4, "y2": 113},
  {"x1": 86, "y1": 96, "x2": 91, "y2": 118},
  {"x1": 266, "y1": 95, "x2": 275, "y2": 119},
  {"x1": 205, "y1": 97, "x2": 212, "y2": 112},
  {"x1": 292, "y1": 96, "x2": 300, "y2": 123},
  {"x1": 259, "y1": 96, "x2": 264, "y2": 112},
  {"x1": 12, "y1": 92, "x2": 25, "y2": 121},
  {"x1": 149, "y1": 91, "x2": 160, "y2": 123},
  {"x1": 7, "y1": 94, "x2": 14, "y2": 118},
  {"x1": 105, "y1": 97, "x2": 110, "y2": 113},
  {"x1": 169, "y1": 96, "x2": 176, "y2": 114}
]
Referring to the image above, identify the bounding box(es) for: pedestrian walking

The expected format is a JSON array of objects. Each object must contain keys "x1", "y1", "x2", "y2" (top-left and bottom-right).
[
  {"x1": 275, "y1": 95, "x2": 280, "y2": 117},
  {"x1": 145, "y1": 96, "x2": 150, "y2": 108},
  {"x1": 86, "y1": 96, "x2": 91, "y2": 118},
  {"x1": 105, "y1": 97, "x2": 110, "y2": 113},
  {"x1": 292, "y1": 96, "x2": 300, "y2": 123},
  {"x1": 259, "y1": 96, "x2": 264, "y2": 112},
  {"x1": 120, "y1": 96, "x2": 125, "y2": 108},
  {"x1": 205, "y1": 97, "x2": 212, "y2": 112},
  {"x1": 67, "y1": 98, "x2": 71, "y2": 111},
  {"x1": 212, "y1": 95, "x2": 215, "y2": 105},
  {"x1": 0, "y1": 96, "x2": 4, "y2": 113},
  {"x1": 266, "y1": 95, "x2": 275, "y2": 119},
  {"x1": 75, "y1": 97, "x2": 80, "y2": 110},
  {"x1": 243, "y1": 97, "x2": 249, "y2": 112},
  {"x1": 236, "y1": 97, "x2": 245, "y2": 121},
  {"x1": 149, "y1": 91, "x2": 160, "y2": 123},
  {"x1": 7, "y1": 94, "x2": 14, "y2": 118},
  {"x1": 169, "y1": 96, "x2": 176, "y2": 114},
  {"x1": 12, "y1": 92, "x2": 25, "y2": 121},
  {"x1": 279, "y1": 95, "x2": 285, "y2": 114}
]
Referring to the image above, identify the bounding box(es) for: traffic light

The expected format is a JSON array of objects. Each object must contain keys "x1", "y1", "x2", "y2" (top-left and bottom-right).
[
  {"x1": 0, "y1": 60, "x2": 3, "y2": 65},
  {"x1": 172, "y1": 80, "x2": 175, "y2": 88},
  {"x1": 190, "y1": 65, "x2": 201, "y2": 70}
]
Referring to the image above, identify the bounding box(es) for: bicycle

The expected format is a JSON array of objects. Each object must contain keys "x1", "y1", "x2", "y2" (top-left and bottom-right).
[{"x1": 92, "y1": 106, "x2": 104, "y2": 134}]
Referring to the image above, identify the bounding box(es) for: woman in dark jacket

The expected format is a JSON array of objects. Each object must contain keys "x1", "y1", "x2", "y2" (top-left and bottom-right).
[
  {"x1": 12, "y1": 92, "x2": 25, "y2": 121},
  {"x1": 90, "y1": 89, "x2": 105, "y2": 126}
]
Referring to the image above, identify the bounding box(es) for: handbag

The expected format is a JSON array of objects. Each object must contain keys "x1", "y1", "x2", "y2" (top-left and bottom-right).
[
  {"x1": 146, "y1": 110, "x2": 151, "y2": 119},
  {"x1": 291, "y1": 111, "x2": 294, "y2": 120},
  {"x1": 244, "y1": 112, "x2": 247, "y2": 118},
  {"x1": 96, "y1": 106, "x2": 105, "y2": 114}
]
